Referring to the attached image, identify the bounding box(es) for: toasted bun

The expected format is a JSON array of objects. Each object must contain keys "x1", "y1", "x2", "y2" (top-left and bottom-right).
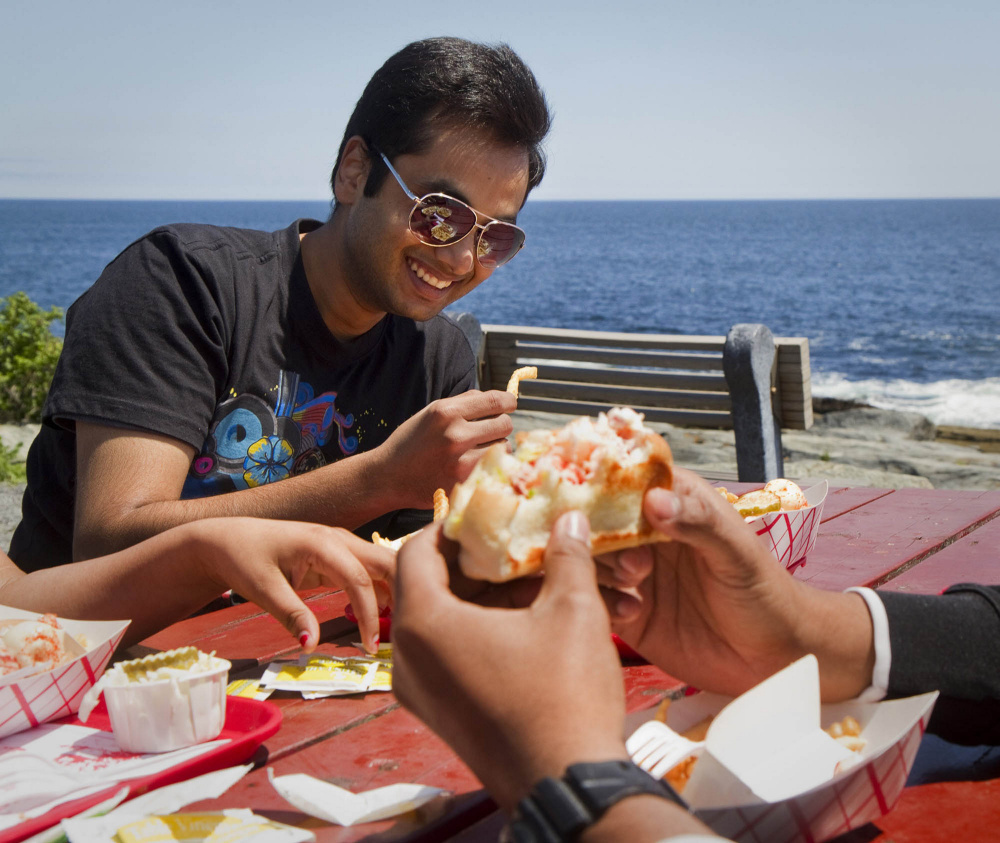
[{"x1": 443, "y1": 408, "x2": 673, "y2": 582}]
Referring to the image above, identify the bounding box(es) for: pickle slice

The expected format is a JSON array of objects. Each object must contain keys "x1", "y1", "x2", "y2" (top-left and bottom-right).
[
  {"x1": 120, "y1": 646, "x2": 202, "y2": 681},
  {"x1": 733, "y1": 490, "x2": 782, "y2": 518}
]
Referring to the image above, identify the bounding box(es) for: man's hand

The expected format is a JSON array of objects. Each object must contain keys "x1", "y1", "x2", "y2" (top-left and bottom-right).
[
  {"x1": 376, "y1": 390, "x2": 516, "y2": 509},
  {"x1": 392, "y1": 514, "x2": 629, "y2": 811},
  {"x1": 609, "y1": 468, "x2": 875, "y2": 701}
]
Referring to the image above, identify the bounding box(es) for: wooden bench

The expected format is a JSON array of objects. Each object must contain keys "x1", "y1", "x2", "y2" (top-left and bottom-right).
[{"x1": 448, "y1": 316, "x2": 812, "y2": 482}]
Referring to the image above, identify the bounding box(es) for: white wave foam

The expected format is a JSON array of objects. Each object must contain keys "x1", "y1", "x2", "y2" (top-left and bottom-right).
[{"x1": 812, "y1": 373, "x2": 1000, "y2": 429}]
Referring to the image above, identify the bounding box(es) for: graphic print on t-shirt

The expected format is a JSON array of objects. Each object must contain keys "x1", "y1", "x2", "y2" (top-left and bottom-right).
[{"x1": 182, "y1": 370, "x2": 358, "y2": 498}]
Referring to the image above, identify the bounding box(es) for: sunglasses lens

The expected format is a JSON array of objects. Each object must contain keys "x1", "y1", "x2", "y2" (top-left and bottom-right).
[
  {"x1": 477, "y1": 223, "x2": 525, "y2": 268},
  {"x1": 409, "y1": 195, "x2": 476, "y2": 245}
]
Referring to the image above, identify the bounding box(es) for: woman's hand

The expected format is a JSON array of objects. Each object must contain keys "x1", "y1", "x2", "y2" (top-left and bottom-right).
[{"x1": 191, "y1": 518, "x2": 395, "y2": 653}]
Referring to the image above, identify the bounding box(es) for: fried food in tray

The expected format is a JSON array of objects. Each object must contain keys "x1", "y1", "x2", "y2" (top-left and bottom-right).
[{"x1": 718, "y1": 478, "x2": 810, "y2": 519}]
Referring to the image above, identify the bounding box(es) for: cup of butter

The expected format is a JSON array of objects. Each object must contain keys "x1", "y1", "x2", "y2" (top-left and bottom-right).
[{"x1": 79, "y1": 646, "x2": 231, "y2": 753}]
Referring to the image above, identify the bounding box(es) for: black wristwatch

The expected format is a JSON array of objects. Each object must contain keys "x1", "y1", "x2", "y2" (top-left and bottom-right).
[{"x1": 502, "y1": 759, "x2": 688, "y2": 842}]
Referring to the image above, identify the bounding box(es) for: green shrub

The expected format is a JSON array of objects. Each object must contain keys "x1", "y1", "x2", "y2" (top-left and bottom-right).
[
  {"x1": 0, "y1": 441, "x2": 26, "y2": 483},
  {"x1": 0, "y1": 292, "x2": 63, "y2": 423}
]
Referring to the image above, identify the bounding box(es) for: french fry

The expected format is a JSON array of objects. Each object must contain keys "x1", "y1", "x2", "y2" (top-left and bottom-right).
[
  {"x1": 371, "y1": 531, "x2": 404, "y2": 550},
  {"x1": 372, "y1": 489, "x2": 449, "y2": 549},
  {"x1": 433, "y1": 487, "x2": 449, "y2": 521},
  {"x1": 506, "y1": 366, "x2": 537, "y2": 398}
]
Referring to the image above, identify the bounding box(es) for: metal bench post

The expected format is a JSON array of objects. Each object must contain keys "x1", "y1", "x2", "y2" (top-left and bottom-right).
[{"x1": 723, "y1": 324, "x2": 784, "y2": 482}]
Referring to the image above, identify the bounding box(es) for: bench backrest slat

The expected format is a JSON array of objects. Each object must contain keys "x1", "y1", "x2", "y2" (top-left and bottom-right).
[
  {"x1": 520, "y1": 379, "x2": 733, "y2": 411},
  {"x1": 497, "y1": 341, "x2": 724, "y2": 372},
  {"x1": 512, "y1": 396, "x2": 735, "y2": 429}
]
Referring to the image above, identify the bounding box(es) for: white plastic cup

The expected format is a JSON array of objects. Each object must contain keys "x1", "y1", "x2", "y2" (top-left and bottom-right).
[{"x1": 104, "y1": 658, "x2": 231, "y2": 753}]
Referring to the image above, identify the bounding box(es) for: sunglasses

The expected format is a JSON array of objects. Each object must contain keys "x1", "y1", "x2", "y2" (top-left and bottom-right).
[{"x1": 377, "y1": 150, "x2": 525, "y2": 268}]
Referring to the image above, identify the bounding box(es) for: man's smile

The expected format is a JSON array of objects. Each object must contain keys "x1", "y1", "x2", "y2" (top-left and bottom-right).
[{"x1": 407, "y1": 257, "x2": 460, "y2": 291}]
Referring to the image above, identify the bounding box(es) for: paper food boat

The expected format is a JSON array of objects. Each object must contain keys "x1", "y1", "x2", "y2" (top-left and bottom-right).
[
  {"x1": 747, "y1": 481, "x2": 828, "y2": 572},
  {"x1": 0, "y1": 605, "x2": 129, "y2": 739},
  {"x1": 626, "y1": 656, "x2": 936, "y2": 843}
]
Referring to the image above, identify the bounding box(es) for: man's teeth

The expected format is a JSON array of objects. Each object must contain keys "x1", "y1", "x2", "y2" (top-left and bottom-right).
[{"x1": 409, "y1": 259, "x2": 452, "y2": 290}]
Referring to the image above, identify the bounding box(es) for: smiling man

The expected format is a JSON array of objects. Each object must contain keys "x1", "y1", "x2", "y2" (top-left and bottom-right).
[{"x1": 11, "y1": 38, "x2": 551, "y2": 570}]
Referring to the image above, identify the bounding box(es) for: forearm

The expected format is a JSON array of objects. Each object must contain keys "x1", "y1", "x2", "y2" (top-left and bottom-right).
[
  {"x1": 74, "y1": 448, "x2": 400, "y2": 559},
  {"x1": 2, "y1": 522, "x2": 226, "y2": 646},
  {"x1": 580, "y1": 795, "x2": 718, "y2": 842},
  {"x1": 792, "y1": 583, "x2": 876, "y2": 702}
]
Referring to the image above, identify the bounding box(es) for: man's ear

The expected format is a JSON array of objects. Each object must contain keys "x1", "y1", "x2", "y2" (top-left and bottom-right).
[{"x1": 334, "y1": 136, "x2": 372, "y2": 205}]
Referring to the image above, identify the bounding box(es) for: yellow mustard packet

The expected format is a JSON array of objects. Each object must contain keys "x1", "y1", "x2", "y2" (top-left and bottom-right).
[
  {"x1": 226, "y1": 678, "x2": 274, "y2": 700},
  {"x1": 259, "y1": 653, "x2": 393, "y2": 696}
]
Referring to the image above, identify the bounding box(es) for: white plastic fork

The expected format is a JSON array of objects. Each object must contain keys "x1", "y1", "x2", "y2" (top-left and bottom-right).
[{"x1": 626, "y1": 720, "x2": 706, "y2": 779}]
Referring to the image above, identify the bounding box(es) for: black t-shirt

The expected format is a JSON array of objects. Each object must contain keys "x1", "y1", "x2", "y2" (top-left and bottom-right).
[{"x1": 10, "y1": 220, "x2": 476, "y2": 570}]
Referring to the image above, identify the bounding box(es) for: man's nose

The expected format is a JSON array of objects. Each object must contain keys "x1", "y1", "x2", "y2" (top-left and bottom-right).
[{"x1": 435, "y1": 235, "x2": 477, "y2": 277}]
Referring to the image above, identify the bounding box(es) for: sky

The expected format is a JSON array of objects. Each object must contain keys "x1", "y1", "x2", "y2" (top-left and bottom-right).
[{"x1": 2, "y1": 1, "x2": 998, "y2": 202}]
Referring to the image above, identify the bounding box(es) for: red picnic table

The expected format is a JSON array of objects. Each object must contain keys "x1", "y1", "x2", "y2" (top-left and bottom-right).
[{"x1": 140, "y1": 484, "x2": 1000, "y2": 843}]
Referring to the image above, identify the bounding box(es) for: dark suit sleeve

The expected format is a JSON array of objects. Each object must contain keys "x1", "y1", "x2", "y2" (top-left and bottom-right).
[{"x1": 879, "y1": 584, "x2": 1000, "y2": 744}]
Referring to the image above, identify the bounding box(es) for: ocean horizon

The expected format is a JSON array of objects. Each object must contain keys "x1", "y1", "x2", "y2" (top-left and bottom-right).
[{"x1": 2, "y1": 197, "x2": 998, "y2": 429}]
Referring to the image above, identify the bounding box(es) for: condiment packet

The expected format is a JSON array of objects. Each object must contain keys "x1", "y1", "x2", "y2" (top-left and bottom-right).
[
  {"x1": 226, "y1": 679, "x2": 274, "y2": 700},
  {"x1": 259, "y1": 654, "x2": 392, "y2": 697},
  {"x1": 352, "y1": 642, "x2": 394, "y2": 660},
  {"x1": 70, "y1": 810, "x2": 312, "y2": 843},
  {"x1": 267, "y1": 769, "x2": 450, "y2": 827}
]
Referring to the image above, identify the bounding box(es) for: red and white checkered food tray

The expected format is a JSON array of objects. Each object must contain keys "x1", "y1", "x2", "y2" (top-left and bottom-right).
[
  {"x1": 0, "y1": 606, "x2": 129, "y2": 739},
  {"x1": 626, "y1": 655, "x2": 937, "y2": 843},
  {"x1": 747, "y1": 481, "x2": 828, "y2": 572}
]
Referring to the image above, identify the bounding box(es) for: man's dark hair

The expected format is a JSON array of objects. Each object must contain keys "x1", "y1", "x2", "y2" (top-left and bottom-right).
[{"x1": 331, "y1": 37, "x2": 551, "y2": 204}]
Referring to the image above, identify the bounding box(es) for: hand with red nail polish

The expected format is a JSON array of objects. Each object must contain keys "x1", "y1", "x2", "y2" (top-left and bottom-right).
[
  {"x1": 0, "y1": 517, "x2": 395, "y2": 654},
  {"x1": 183, "y1": 518, "x2": 394, "y2": 654}
]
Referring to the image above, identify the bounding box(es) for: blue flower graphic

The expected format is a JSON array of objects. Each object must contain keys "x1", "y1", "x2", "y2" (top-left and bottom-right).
[{"x1": 243, "y1": 436, "x2": 295, "y2": 487}]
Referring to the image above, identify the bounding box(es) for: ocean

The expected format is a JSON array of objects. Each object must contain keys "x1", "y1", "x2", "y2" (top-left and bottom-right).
[{"x1": 1, "y1": 198, "x2": 998, "y2": 429}]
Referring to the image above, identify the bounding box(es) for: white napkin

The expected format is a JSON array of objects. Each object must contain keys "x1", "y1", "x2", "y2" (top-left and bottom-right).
[{"x1": 267, "y1": 769, "x2": 450, "y2": 826}]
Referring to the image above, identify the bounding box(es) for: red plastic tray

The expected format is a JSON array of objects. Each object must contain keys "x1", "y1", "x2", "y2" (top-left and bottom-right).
[{"x1": 1, "y1": 695, "x2": 282, "y2": 843}]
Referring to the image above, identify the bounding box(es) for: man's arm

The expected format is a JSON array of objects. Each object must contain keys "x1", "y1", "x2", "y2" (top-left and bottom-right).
[
  {"x1": 878, "y1": 584, "x2": 1000, "y2": 745},
  {"x1": 880, "y1": 585, "x2": 1000, "y2": 701},
  {"x1": 73, "y1": 388, "x2": 514, "y2": 560}
]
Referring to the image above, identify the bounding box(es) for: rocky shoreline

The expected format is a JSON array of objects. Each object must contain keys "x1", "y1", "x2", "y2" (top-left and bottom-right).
[
  {"x1": 4, "y1": 403, "x2": 1000, "y2": 554},
  {"x1": 512, "y1": 401, "x2": 1000, "y2": 493}
]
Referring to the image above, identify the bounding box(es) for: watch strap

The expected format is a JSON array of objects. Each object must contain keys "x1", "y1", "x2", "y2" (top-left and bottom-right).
[{"x1": 505, "y1": 759, "x2": 687, "y2": 842}]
